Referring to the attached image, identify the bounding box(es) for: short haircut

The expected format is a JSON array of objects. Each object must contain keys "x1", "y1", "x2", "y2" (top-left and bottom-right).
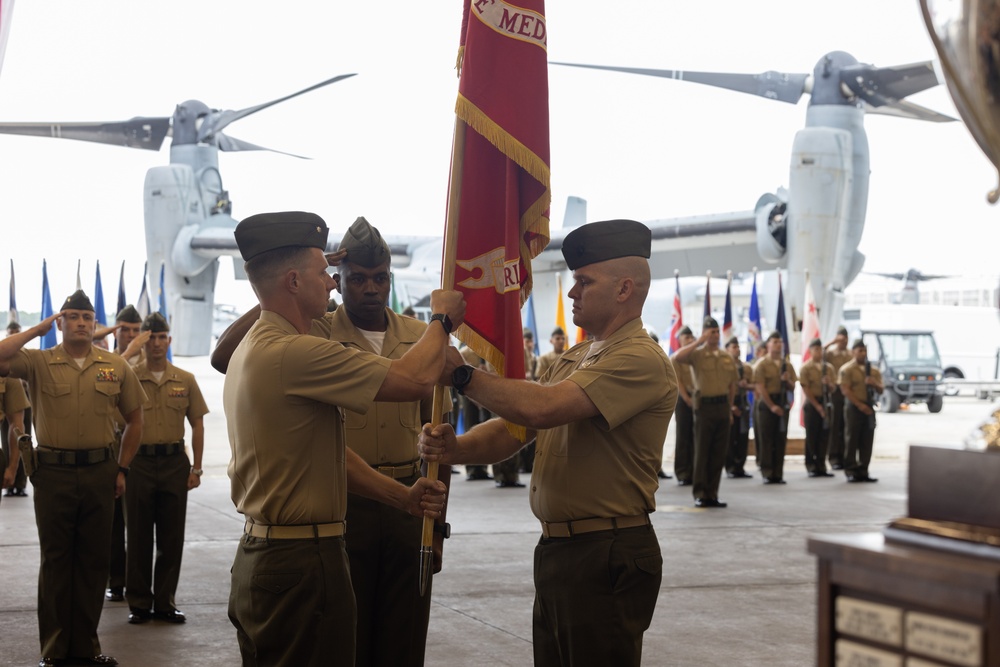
[{"x1": 244, "y1": 246, "x2": 315, "y2": 288}]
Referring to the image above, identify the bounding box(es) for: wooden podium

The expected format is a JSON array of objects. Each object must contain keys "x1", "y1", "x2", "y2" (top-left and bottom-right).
[{"x1": 808, "y1": 446, "x2": 1000, "y2": 666}]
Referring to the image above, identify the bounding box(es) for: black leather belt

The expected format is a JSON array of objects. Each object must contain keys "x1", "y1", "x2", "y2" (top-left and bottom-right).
[
  {"x1": 37, "y1": 447, "x2": 111, "y2": 466},
  {"x1": 372, "y1": 459, "x2": 421, "y2": 480},
  {"x1": 137, "y1": 441, "x2": 184, "y2": 456},
  {"x1": 700, "y1": 395, "x2": 729, "y2": 405}
]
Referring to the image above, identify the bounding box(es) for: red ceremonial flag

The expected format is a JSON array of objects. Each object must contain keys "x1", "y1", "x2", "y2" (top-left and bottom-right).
[
  {"x1": 800, "y1": 271, "x2": 821, "y2": 363},
  {"x1": 722, "y1": 271, "x2": 734, "y2": 340},
  {"x1": 448, "y1": 0, "x2": 551, "y2": 384},
  {"x1": 668, "y1": 271, "x2": 683, "y2": 354}
]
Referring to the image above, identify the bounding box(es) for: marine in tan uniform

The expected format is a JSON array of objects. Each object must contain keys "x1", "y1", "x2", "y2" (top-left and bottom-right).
[
  {"x1": 0, "y1": 290, "x2": 146, "y2": 667},
  {"x1": 799, "y1": 338, "x2": 835, "y2": 477},
  {"x1": 0, "y1": 373, "x2": 29, "y2": 503},
  {"x1": 724, "y1": 336, "x2": 754, "y2": 479},
  {"x1": 752, "y1": 331, "x2": 797, "y2": 484},
  {"x1": 419, "y1": 219, "x2": 677, "y2": 667},
  {"x1": 1, "y1": 319, "x2": 30, "y2": 497},
  {"x1": 125, "y1": 312, "x2": 208, "y2": 625},
  {"x1": 823, "y1": 326, "x2": 852, "y2": 470},
  {"x1": 104, "y1": 304, "x2": 147, "y2": 603},
  {"x1": 672, "y1": 326, "x2": 697, "y2": 486},
  {"x1": 535, "y1": 326, "x2": 566, "y2": 380},
  {"x1": 221, "y1": 211, "x2": 458, "y2": 667},
  {"x1": 673, "y1": 316, "x2": 737, "y2": 507},
  {"x1": 838, "y1": 339, "x2": 884, "y2": 483}
]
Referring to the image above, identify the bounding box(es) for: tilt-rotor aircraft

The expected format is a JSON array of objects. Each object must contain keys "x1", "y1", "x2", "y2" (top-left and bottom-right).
[{"x1": 544, "y1": 52, "x2": 954, "y2": 340}]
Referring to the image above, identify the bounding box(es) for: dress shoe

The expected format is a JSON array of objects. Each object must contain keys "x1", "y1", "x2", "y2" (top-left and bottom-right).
[
  {"x1": 730, "y1": 471, "x2": 753, "y2": 478},
  {"x1": 3, "y1": 488, "x2": 14, "y2": 497},
  {"x1": 763, "y1": 478, "x2": 786, "y2": 485},
  {"x1": 15, "y1": 487, "x2": 27, "y2": 496},
  {"x1": 657, "y1": 468, "x2": 672, "y2": 479},
  {"x1": 105, "y1": 587, "x2": 124, "y2": 602},
  {"x1": 154, "y1": 609, "x2": 186, "y2": 623},
  {"x1": 466, "y1": 471, "x2": 493, "y2": 481},
  {"x1": 694, "y1": 498, "x2": 727, "y2": 508},
  {"x1": 676, "y1": 479, "x2": 692, "y2": 486},
  {"x1": 83, "y1": 656, "x2": 118, "y2": 665},
  {"x1": 815, "y1": 471, "x2": 835, "y2": 477},
  {"x1": 846, "y1": 475, "x2": 863, "y2": 483},
  {"x1": 495, "y1": 480, "x2": 525, "y2": 488},
  {"x1": 860, "y1": 476, "x2": 879, "y2": 483},
  {"x1": 39, "y1": 658, "x2": 60, "y2": 667},
  {"x1": 128, "y1": 608, "x2": 152, "y2": 624},
  {"x1": 831, "y1": 463, "x2": 844, "y2": 470}
]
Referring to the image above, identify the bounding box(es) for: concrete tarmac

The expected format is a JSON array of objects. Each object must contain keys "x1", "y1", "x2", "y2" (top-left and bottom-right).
[{"x1": 0, "y1": 355, "x2": 994, "y2": 666}]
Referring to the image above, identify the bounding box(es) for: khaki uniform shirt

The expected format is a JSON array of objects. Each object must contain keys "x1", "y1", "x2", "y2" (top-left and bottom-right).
[
  {"x1": 312, "y1": 307, "x2": 429, "y2": 466},
  {"x1": 524, "y1": 349, "x2": 538, "y2": 380},
  {"x1": 735, "y1": 359, "x2": 754, "y2": 391},
  {"x1": 536, "y1": 350, "x2": 561, "y2": 381},
  {"x1": 839, "y1": 358, "x2": 883, "y2": 404},
  {"x1": 824, "y1": 348, "x2": 852, "y2": 376},
  {"x1": 0, "y1": 376, "x2": 29, "y2": 422},
  {"x1": 672, "y1": 357, "x2": 696, "y2": 394},
  {"x1": 9, "y1": 345, "x2": 145, "y2": 449},
  {"x1": 799, "y1": 358, "x2": 834, "y2": 399},
  {"x1": 529, "y1": 319, "x2": 677, "y2": 522},
  {"x1": 133, "y1": 360, "x2": 209, "y2": 445},
  {"x1": 224, "y1": 311, "x2": 392, "y2": 526},
  {"x1": 684, "y1": 346, "x2": 737, "y2": 398},
  {"x1": 753, "y1": 356, "x2": 798, "y2": 396}
]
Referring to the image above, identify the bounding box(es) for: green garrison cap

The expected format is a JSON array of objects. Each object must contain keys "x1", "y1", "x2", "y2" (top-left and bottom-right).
[
  {"x1": 766, "y1": 330, "x2": 782, "y2": 341},
  {"x1": 141, "y1": 312, "x2": 170, "y2": 333},
  {"x1": 338, "y1": 216, "x2": 390, "y2": 268},
  {"x1": 837, "y1": 325, "x2": 849, "y2": 336},
  {"x1": 725, "y1": 336, "x2": 739, "y2": 347},
  {"x1": 703, "y1": 316, "x2": 719, "y2": 329},
  {"x1": 63, "y1": 289, "x2": 94, "y2": 311},
  {"x1": 678, "y1": 325, "x2": 693, "y2": 337},
  {"x1": 235, "y1": 211, "x2": 329, "y2": 262},
  {"x1": 115, "y1": 304, "x2": 141, "y2": 324},
  {"x1": 810, "y1": 338, "x2": 823, "y2": 348},
  {"x1": 561, "y1": 219, "x2": 651, "y2": 271},
  {"x1": 852, "y1": 338, "x2": 866, "y2": 350}
]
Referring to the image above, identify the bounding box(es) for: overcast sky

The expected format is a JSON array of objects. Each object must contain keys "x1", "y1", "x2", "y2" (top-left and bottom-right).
[{"x1": 0, "y1": 0, "x2": 995, "y2": 318}]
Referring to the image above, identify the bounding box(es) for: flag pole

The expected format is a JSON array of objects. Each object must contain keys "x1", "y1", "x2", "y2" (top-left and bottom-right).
[{"x1": 419, "y1": 116, "x2": 466, "y2": 596}]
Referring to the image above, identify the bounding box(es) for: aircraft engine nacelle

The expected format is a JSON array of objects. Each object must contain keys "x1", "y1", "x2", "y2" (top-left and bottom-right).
[
  {"x1": 754, "y1": 191, "x2": 788, "y2": 263},
  {"x1": 144, "y1": 164, "x2": 222, "y2": 356}
]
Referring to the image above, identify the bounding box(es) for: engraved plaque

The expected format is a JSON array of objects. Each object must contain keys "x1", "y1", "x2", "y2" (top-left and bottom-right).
[
  {"x1": 835, "y1": 639, "x2": 903, "y2": 667},
  {"x1": 836, "y1": 597, "x2": 903, "y2": 647},
  {"x1": 905, "y1": 612, "x2": 982, "y2": 667}
]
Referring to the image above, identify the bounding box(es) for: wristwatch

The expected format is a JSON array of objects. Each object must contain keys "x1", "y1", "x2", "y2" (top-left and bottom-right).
[
  {"x1": 191, "y1": 467, "x2": 204, "y2": 477},
  {"x1": 429, "y1": 313, "x2": 453, "y2": 335},
  {"x1": 452, "y1": 364, "x2": 475, "y2": 395}
]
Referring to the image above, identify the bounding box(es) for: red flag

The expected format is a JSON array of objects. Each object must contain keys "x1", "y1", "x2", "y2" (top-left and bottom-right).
[
  {"x1": 449, "y1": 0, "x2": 551, "y2": 383},
  {"x1": 722, "y1": 271, "x2": 734, "y2": 340},
  {"x1": 668, "y1": 271, "x2": 683, "y2": 353},
  {"x1": 800, "y1": 271, "x2": 821, "y2": 363}
]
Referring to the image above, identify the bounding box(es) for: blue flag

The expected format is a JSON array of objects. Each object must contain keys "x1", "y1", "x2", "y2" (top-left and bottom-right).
[
  {"x1": 40, "y1": 260, "x2": 57, "y2": 349},
  {"x1": 8, "y1": 259, "x2": 17, "y2": 325},
  {"x1": 746, "y1": 271, "x2": 762, "y2": 362},
  {"x1": 158, "y1": 263, "x2": 172, "y2": 361},
  {"x1": 523, "y1": 293, "x2": 539, "y2": 355},
  {"x1": 94, "y1": 261, "x2": 107, "y2": 327},
  {"x1": 117, "y1": 261, "x2": 127, "y2": 317}
]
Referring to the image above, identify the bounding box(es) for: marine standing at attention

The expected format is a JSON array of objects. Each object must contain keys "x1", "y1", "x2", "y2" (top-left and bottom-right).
[
  {"x1": 222, "y1": 211, "x2": 461, "y2": 666},
  {"x1": 419, "y1": 219, "x2": 676, "y2": 667},
  {"x1": 0, "y1": 290, "x2": 146, "y2": 667}
]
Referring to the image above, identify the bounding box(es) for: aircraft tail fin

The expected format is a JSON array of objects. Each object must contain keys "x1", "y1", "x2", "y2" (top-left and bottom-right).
[{"x1": 562, "y1": 196, "x2": 587, "y2": 229}]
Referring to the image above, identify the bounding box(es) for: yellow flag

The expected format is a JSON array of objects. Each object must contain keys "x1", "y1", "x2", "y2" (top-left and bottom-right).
[{"x1": 555, "y1": 274, "x2": 566, "y2": 334}]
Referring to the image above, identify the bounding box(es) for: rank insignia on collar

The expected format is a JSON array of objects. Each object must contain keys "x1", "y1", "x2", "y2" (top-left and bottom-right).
[{"x1": 96, "y1": 368, "x2": 120, "y2": 383}]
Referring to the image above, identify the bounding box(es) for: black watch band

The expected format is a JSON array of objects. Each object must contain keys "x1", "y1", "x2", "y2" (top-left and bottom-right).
[
  {"x1": 429, "y1": 313, "x2": 453, "y2": 335},
  {"x1": 452, "y1": 364, "x2": 475, "y2": 395},
  {"x1": 118, "y1": 466, "x2": 130, "y2": 477},
  {"x1": 434, "y1": 522, "x2": 451, "y2": 539}
]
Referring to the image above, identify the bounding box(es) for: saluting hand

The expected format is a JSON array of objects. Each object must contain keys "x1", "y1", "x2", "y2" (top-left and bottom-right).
[
  {"x1": 35, "y1": 311, "x2": 63, "y2": 335},
  {"x1": 324, "y1": 249, "x2": 348, "y2": 267}
]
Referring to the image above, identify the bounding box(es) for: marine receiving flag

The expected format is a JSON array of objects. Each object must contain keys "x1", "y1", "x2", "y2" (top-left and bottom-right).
[
  {"x1": 448, "y1": 0, "x2": 550, "y2": 381},
  {"x1": 8, "y1": 259, "x2": 17, "y2": 325},
  {"x1": 746, "y1": 268, "x2": 762, "y2": 362},
  {"x1": 40, "y1": 260, "x2": 57, "y2": 349},
  {"x1": 669, "y1": 270, "x2": 683, "y2": 354},
  {"x1": 722, "y1": 270, "x2": 734, "y2": 340}
]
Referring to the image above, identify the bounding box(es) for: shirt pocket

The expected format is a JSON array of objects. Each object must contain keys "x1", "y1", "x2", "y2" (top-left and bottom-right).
[
  {"x1": 41, "y1": 383, "x2": 72, "y2": 418},
  {"x1": 94, "y1": 382, "x2": 121, "y2": 414}
]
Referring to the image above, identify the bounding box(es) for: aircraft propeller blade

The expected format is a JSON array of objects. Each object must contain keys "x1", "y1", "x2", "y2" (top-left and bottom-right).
[
  {"x1": 215, "y1": 132, "x2": 310, "y2": 159},
  {"x1": 862, "y1": 99, "x2": 956, "y2": 123},
  {"x1": 551, "y1": 62, "x2": 809, "y2": 104},
  {"x1": 0, "y1": 116, "x2": 171, "y2": 151},
  {"x1": 839, "y1": 61, "x2": 941, "y2": 108},
  {"x1": 199, "y1": 73, "x2": 357, "y2": 143}
]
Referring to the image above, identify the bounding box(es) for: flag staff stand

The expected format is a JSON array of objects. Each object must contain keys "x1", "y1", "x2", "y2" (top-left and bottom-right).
[{"x1": 419, "y1": 117, "x2": 466, "y2": 597}]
